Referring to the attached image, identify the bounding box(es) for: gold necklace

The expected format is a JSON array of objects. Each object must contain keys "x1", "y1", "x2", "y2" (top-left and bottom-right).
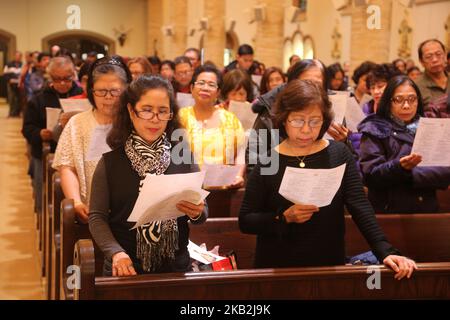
[{"x1": 286, "y1": 140, "x2": 317, "y2": 168}]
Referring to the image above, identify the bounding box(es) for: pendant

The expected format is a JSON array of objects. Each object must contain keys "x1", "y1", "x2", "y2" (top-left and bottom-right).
[{"x1": 299, "y1": 161, "x2": 305, "y2": 168}]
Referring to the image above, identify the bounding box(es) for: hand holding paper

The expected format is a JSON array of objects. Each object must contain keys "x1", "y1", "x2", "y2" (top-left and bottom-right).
[
  {"x1": 128, "y1": 172, "x2": 209, "y2": 229},
  {"x1": 282, "y1": 203, "x2": 320, "y2": 224}
]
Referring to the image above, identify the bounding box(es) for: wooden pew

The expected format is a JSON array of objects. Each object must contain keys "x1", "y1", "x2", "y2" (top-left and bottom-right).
[
  {"x1": 72, "y1": 214, "x2": 450, "y2": 300},
  {"x1": 437, "y1": 187, "x2": 450, "y2": 213},
  {"x1": 74, "y1": 239, "x2": 450, "y2": 300},
  {"x1": 345, "y1": 213, "x2": 450, "y2": 262},
  {"x1": 59, "y1": 199, "x2": 103, "y2": 300},
  {"x1": 39, "y1": 144, "x2": 51, "y2": 274},
  {"x1": 50, "y1": 172, "x2": 64, "y2": 300},
  {"x1": 44, "y1": 154, "x2": 55, "y2": 299},
  {"x1": 205, "y1": 188, "x2": 245, "y2": 218}
]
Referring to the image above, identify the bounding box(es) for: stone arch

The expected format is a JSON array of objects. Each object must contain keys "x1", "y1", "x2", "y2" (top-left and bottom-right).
[{"x1": 41, "y1": 30, "x2": 116, "y2": 58}]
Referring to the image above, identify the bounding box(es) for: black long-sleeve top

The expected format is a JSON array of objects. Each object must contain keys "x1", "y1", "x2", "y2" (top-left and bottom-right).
[
  {"x1": 239, "y1": 140, "x2": 399, "y2": 268},
  {"x1": 22, "y1": 83, "x2": 82, "y2": 159}
]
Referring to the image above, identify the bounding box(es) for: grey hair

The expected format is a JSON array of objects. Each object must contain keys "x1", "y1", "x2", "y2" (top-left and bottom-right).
[
  {"x1": 92, "y1": 64, "x2": 128, "y2": 85},
  {"x1": 47, "y1": 56, "x2": 74, "y2": 74}
]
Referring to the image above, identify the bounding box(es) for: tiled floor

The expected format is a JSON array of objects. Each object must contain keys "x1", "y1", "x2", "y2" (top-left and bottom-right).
[{"x1": 0, "y1": 98, "x2": 44, "y2": 299}]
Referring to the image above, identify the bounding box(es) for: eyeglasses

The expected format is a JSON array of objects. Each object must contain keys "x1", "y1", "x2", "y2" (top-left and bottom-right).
[
  {"x1": 93, "y1": 89, "x2": 122, "y2": 97},
  {"x1": 51, "y1": 76, "x2": 73, "y2": 84},
  {"x1": 422, "y1": 51, "x2": 444, "y2": 62},
  {"x1": 134, "y1": 109, "x2": 173, "y2": 121},
  {"x1": 391, "y1": 95, "x2": 418, "y2": 106},
  {"x1": 194, "y1": 80, "x2": 218, "y2": 90},
  {"x1": 287, "y1": 118, "x2": 323, "y2": 128}
]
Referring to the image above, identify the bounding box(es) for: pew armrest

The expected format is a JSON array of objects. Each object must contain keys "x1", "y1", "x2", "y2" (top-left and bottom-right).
[{"x1": 73, "y1": 239, "x2": 96, "y2": 300}]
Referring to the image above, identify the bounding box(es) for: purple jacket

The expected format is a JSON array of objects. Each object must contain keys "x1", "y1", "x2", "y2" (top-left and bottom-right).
[{"x1": 358, "y1": 114, "x2": 450, "y2": 213}]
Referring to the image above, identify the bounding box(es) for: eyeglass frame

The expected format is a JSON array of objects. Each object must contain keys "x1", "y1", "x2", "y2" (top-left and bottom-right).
[
  {"x1": 133, "y1": 109, "x2": 173, "y2": 121},
  {"x1": 287, "y1": 118, "x2": 324, "y2": 129},
  {"x1": 391, "y1": 95, "x2": 418, "y2": 106},
  {"x1": 51, "y1": 76, "x2": 73, "y2": 84},
  {"x1": 193, "y1": 80, "x2": 219, "y2": 90},
  {"x1": 92, "y1": 88, "x2": 123, "y2": 97}
]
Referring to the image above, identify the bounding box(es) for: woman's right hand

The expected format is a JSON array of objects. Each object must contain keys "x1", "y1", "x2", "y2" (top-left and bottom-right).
[
  {"x1": 282, "y1": 203, "x2": 319, "y2": 224},
  {"x1": 400, "y1": 153, "x2": 422, "y2": 170},
  {"x1": 74, "y1": 202, "x2": 89, "y2": 224},
  {"x1": 112, "y1": 252, "x2": 137, "y2": 277}
]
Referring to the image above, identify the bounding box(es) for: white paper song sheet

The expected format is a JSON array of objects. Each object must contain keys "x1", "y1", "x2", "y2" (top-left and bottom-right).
[
  {"x1": 411, "y1": 117, "x2": 450, "y2": 167},
  {"x1": 227, "y1": 100, "x2": 257, "y2": 131},
  {"x1": 202, "y1": 164, "x2": 243, "y2": 188},
  {"x1": 176, "y1": 93, "x2": 195, "y2": 108},
  {"x1": 127, "y1": 171, "x2": 210, "y2": 229},
  {"x1": 279, "y1": 164, "x2": 346, "y2": 207},
  {"x1": 59, "y1": 98, "x2": 92, "y2": 113},
  {"x1": 251, "y1": 75, "x2": 262, "y2": 88},
  {"x1": 86, "y1": 125, "x2": 112, "y2": 161},
  {"x1": 345, "y1": 96, "x2": 366, "y2": 132},
  {"x1": 46, "y1": 107, "x2": 61, "y2": 130},
  {"x1": 328, "y1": 94, "x2": 348, "y2": 125}
]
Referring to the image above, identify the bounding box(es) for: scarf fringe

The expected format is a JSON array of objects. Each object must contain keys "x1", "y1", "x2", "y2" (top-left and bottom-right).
[{"x1": 137, "y1": 223, "x2": 179, "y2": 272}]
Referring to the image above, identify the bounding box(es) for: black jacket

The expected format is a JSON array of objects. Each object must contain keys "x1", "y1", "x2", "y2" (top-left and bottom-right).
[{"x1": 22, "y1": 83, "x2": 83, "y2": 159}]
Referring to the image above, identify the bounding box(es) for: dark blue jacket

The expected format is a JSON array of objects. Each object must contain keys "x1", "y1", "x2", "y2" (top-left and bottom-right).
[{"x1": 358, "y1": 114, "x2": 450, "y2": 213}]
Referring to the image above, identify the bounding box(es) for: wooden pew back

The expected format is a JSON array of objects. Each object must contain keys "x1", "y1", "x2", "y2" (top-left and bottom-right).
[
  {"x1": 345, "y1": 213, "x2": 450, "y2": 262},
  {"x1": 189, "y1": 218, "x2": 256, "y2": 269},
  {"x1": 205, "y1": 188, "x2": 245, "y2": 217},
  {"x1": 437, "y1": 188, "x2": 450, "y2": 212},
  {"x1": 43, "y1": 153, "x2": 55, "y2": 298},
  {"x1": 74, "y1": 238, "x2": 450, "y2": 300},
  {"x1": 50, "y1": 172, "x2": 64, "y2": 300}
]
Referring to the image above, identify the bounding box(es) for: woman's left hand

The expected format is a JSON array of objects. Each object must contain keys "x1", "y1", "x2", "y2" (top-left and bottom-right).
[
  {"x1": 383, "y1": 255, "x2": 418, "y2": 280},
  {"x1": 227, "y1": 175, "x2": 245, "y2": 189},
  {"x1": 327, "y1": 122, "x2": 349, "y2": 142},
  {"x1": 176, "y1": 200, "x2": 205, "y2": 220}
]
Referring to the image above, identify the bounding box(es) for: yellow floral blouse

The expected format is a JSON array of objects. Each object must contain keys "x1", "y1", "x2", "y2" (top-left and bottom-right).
[{"x1": 178, "y1": 106, "x2": 245, "y2": 166}]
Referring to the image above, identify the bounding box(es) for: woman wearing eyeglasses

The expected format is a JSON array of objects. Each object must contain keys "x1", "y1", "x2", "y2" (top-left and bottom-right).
[
  {"x1": 239, "y1": 79, "x2": 417, "y2": 280},
  {"x1": 178, "y1": 65, "x2": 245, "y2": 188},
  {"x1": 88, "y1": 75, "x2": 207, "y2": 276},
  {"x1": 52, "y1": 56, "x2": 132, "y2": 223},
  {"x1": 358, "y1": 75, "x2": 450, "y2": 213}
]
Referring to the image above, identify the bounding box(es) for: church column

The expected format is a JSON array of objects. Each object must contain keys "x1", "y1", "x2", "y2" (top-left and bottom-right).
[
  {"x1": 350, "y1": 0, "x2": 393, "y2": 68},
  {"x1": 147, "y1": 0, "x2": 164, "y2": 57},
  {"x1": 157, "y1": 0, "x2": 188, "y2": 59},
  {"x1": 203, "y1": 0, "x2": 226, "y2": 68},
  {"x1": 253, "y1": 0, "x2": 284, "y2": 68}
]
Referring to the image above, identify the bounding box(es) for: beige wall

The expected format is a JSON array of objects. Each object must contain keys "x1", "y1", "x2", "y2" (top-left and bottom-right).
[
  {"x1": 389, "y1": 0, "x2": 450, "y2": 66},
  {"x1": 1, "y1": 0, "x2": 448, "y2": 68},
  {"x1": 284, "y1": 0, "x2": 352, "y2": 67},
  {"x1": 0, "y1": 0, "x2": 147, "y2": 57}
]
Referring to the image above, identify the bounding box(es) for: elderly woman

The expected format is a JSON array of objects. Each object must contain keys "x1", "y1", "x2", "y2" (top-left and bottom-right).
[
  {"x1": 248, "y1": 59, "x2": 349, "y2": 173},
  {"x1": 240, "y1": 79, "x2": 417, "y2": 280},
  {"x1": 127, "y1": 56, "x2": 152, "y2": 80},
  {"x1": 358, "y1": 75, "x2": 450, "y2": 213},
  {"x1": 178, "y1": 65, "x2": 245, "y2": 188},
  {"x1": 52, "y1": 56, "x2": 131, "y2": 223},
  {"x1": 89, "y1": 75, "x2": 208, "y2": 276}
]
